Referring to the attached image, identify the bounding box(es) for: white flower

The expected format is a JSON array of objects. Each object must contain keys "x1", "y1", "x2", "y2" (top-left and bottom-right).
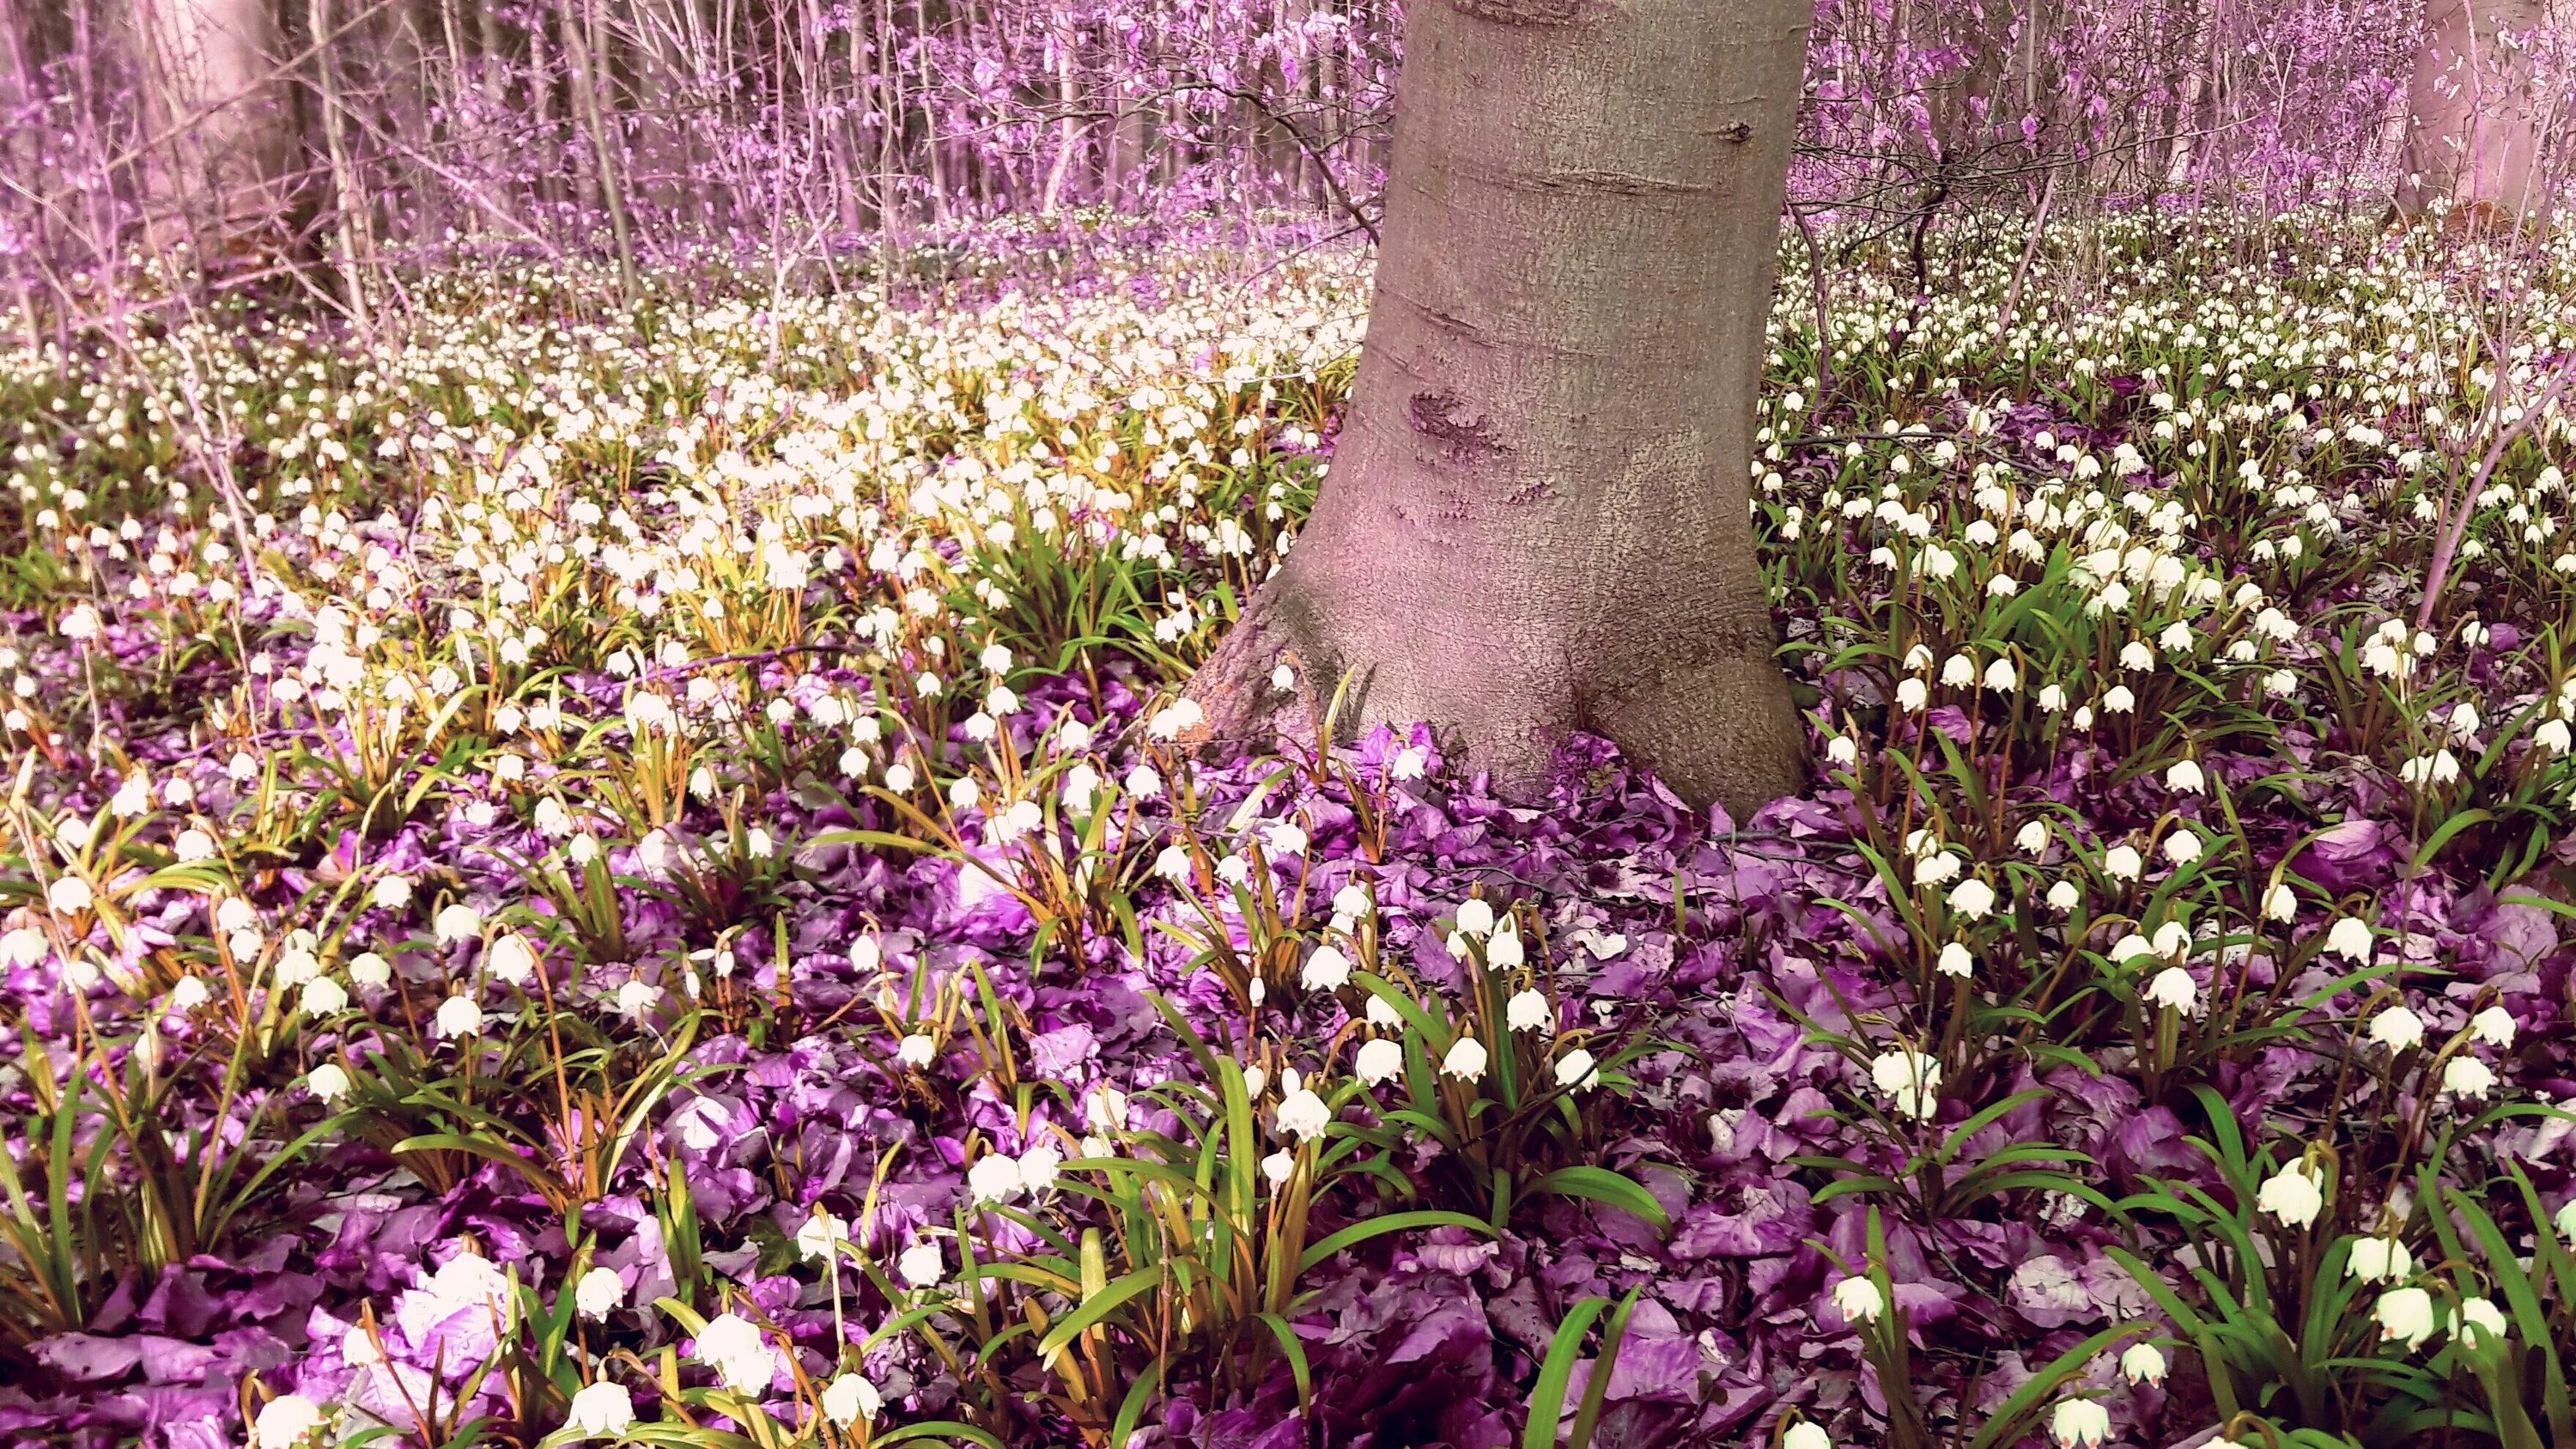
[
  {"x1": 349, "y1": 952, "x2": 392, "y2": 986},
  {"x1": 1984, "y1": 657, "x2": 2019, "y2": 692},
  {"x1": 1507, "y1": 989, "x2": 1550, "y2": 1031},
  {"x1": 1829, "y1": 1275, "x2": 1885, "y2": 1325},
  {"x1": 1356, "y1": 1038, "x2": 1404, "y2": 1085},
  {"x1": 434, "y1": 994, "x2": 484, "y2": 1038},
  {"x1": 2016, "y1": 821, "x2": 2050, "y2": 856},
  {"x1": 2119, "y1": 1341, "x2": 2166, "y2": 1385},
  {"x1": 2348, "y1": 1236, "x2": 2414, "y2": 1283},
  {"x1": 2163, "y1": 831, "x2": 2202, "y2": 866},
  {"x1": 1937, "y1": 942, "x2": 1975, "y2": 978},
  {"x1": 896, "y1": 1032, "x2": 937, "y2": 1068},
  {"x1": 168, "y1": 975, "x2": 210, "y2": 1011},
  {"x1": 898, "y1": 1240, "x2": 944, "y2": 1288},
  {"x1": 1017, "y1": 1144, "x2": 1062, "y2": 1193},
  {"x1": 2360, "y1": 998, "x2": 2426, "y2": 1050},
  {"x1": 696, "y1": 1312, "x2": 776, "y2": 1393},
  {"x1": 967, "y1": 1153, "x2": 1024, "y2": 1203},
  {"x1": 2102, "y1": 845, "x2": 2142, "y2": 882},
  {"x1": 2144, "y1": 967, "x2": 2196, "y2": 1013},
  {"x1": 2166, "y1": 759, "x2": 2205, "y2": 794},
  {"x1": 796, "y1": 1210, "x2": 847, "y2": 1263},
  {"x1": 1947, "y1": 879, "x2": 1996, "y2": 919},
  {"x1": 252, "y1": 1394, "x2": 325, "y2": 1449},
  {"x1": 2257, "y1": 1160, "x2": 2325, "y2": 1227},
  {"x1": 1454, "y1": 899, "x2": 1495, "y2": 937},
  {"x1": 616, "y1": 979, "x2": 661, "y2": 1020},
  {"x1": 485, "y1": 934, "x2": 538, "y2": 986},
  {"x1": 1442, "y1": 1036, "x2": 1489, "y2": 1081},
  {"x1": 1896, "y1": 678, "x2": 1929, "y2": 712},
  {"x1": 1825, "y1": 736, "x2": 1858, "y2": 768},
  {"x1": 46, "y1": 876, "x2": 92, "y2": 914},
  {"x1": 2263, "y1": 883, "x2": 2298, "y2": 921},
  {"x1": 301, "y1": 977, "x2": 349, "y2": 1018},
  {"x1": 2375, "y1": 1286, "x2": 2436, "y2": 1350},
  {"x1": 567, "y1": 1381, "x2": 633, "y2": 1440},
  {"x1": 2443, "y1": 1056, "x2": 2498, "y2": 1099},
  {"x1": 1145, "y1": 698, "x2": 1203, "y2": 740},
  {"x1": 1554, "y1": 1048, "x2": 1601, "y2": 1090},
  {"x1": 2540, "y1": 719, "x2": 2573, "y2": 755},
  {"x1": 1302, "y1": 945, "x2": 1352, "y2": 992},
  {"x1": 434, "y1": 902, "x2": 483, "y2": 942},
  {"x1": 306, "y1": 1062, "x2": 353, "y2": 1105},
  {"x1": 2451, "y1": 1295, "x2": 2508, "y2": 1348},
  {"x1": 2325, "y1": 916, "x2": 2374, "y2": 962},
  {"x1": 2046, "y1": 880, "x2": 2082, "y2": 913},
  {"x1": 371, "y1": 875, "x2": 415, "y2": 910},
  {"x1": 1276, "y1": 1087, "x2": 1331, "y2": 1140},
  {"x1": 2470, "y1": 1006, "x2": 2516, "y2": 1048},
  {"x1": 1783, "y1": 1423, "x2": 1833, "y2": 1449},
  {"x1": 1868, "y1": 1049, "x2": 1941, "y2": 1119},
  {"x1": 1084, "y1": 1086, "x2": 1129, "y2": 1133},
  {"x1": 575, "y1": 1266, "x2": 625, "y2": 1318},
  {"x1": 2048, "y1": 1398, "x2": 2110, "y2": 1449},
  {"x1": 822, "y1": 1373, "x2": 881, "y2": 1426}
]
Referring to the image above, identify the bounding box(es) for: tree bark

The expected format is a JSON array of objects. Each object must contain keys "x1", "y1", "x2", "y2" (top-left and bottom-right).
[
  {"x1": 134, "y1": 0, "x2": 295, "y2": 249},
  {"x1": 1183, "y1": 0, "x2": 1813, "y2": 819},
  {"x1": 2394, "y1": 0, "x2": 2549, "y2": 225}
]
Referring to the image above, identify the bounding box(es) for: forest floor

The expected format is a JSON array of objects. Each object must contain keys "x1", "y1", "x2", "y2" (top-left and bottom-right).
[{"x1": 3, "y1": 213, "x2": 2576, "y2": 1449}]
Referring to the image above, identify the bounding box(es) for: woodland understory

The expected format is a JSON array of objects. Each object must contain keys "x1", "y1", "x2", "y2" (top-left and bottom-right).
[
  {"x1": 9, "y1": 204, "x2": 2576, "y2": 1449},
  {"x1": 12, "y1": 0, "x2": 2576, "y2": 1446}
]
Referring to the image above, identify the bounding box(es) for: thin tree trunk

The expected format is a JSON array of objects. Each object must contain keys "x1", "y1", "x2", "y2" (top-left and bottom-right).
[
  {"x1": 526, "y1": 12, "x2": 564, "y2": 211},
  {"x1": 2394, "y1": 0, "x2": 2546, "y2": 224},
  {"x1": 558, "y1": 0, "x2": 637, "y2": 293},
  {"x1": 134, "y1": 0, "x2": 295, "y2": 251},
  {"x1": 1184, "y1": 0, "x2": 1814, "y2": 817},
  {"x1": 307, "y1": 0, "x2": 372, "y2": 330},
  {"x1": 1039, "y1": 34, "x2": 1078, "y2": 216}
]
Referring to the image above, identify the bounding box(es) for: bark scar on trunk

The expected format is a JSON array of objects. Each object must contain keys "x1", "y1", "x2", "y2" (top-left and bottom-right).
[
  {"x1": 1439, "y1": 0, "x2": 1598, "y2": 26},
  {"x1": 1406, "y1": 391, "x2": 1508, "y2": 462},
  {"x1": 1530, "y1": 170, "x2": 1715, "y2": 197}
]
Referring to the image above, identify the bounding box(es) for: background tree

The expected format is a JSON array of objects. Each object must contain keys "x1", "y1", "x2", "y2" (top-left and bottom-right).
[
  {"x1": 134, "y1": 0, "x2": 293, "y2": 250},
  {"x1": 1180, "y1": 0, "x2": 1818, "y2": 817},
  {"x1": 2393, "y1": 0, "x2": 2555, "y2": 224}
]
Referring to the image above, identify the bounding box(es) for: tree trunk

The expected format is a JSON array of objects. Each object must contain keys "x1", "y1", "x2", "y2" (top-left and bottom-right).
[
  {"x1": 2394, "y1": 0, "x2": 2547, "y2": 225},
  {"x1": 134, "y1": 0, "x2": 295, "y2": 250},
  {"x1": 1184, "y1": 0, "x2": 1813, "y2": 819},
  {"x1": 557, "y1": 0, "x2": 637, "y2": 294},
  {"x1": 307, "y1": 0, "x2": 373, "y2": 330}
]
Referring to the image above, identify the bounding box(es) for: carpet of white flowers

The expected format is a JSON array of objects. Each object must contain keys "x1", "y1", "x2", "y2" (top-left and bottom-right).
[{"x1": 6, "y1": 214, "x2": 2576, "y2": 1449}]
